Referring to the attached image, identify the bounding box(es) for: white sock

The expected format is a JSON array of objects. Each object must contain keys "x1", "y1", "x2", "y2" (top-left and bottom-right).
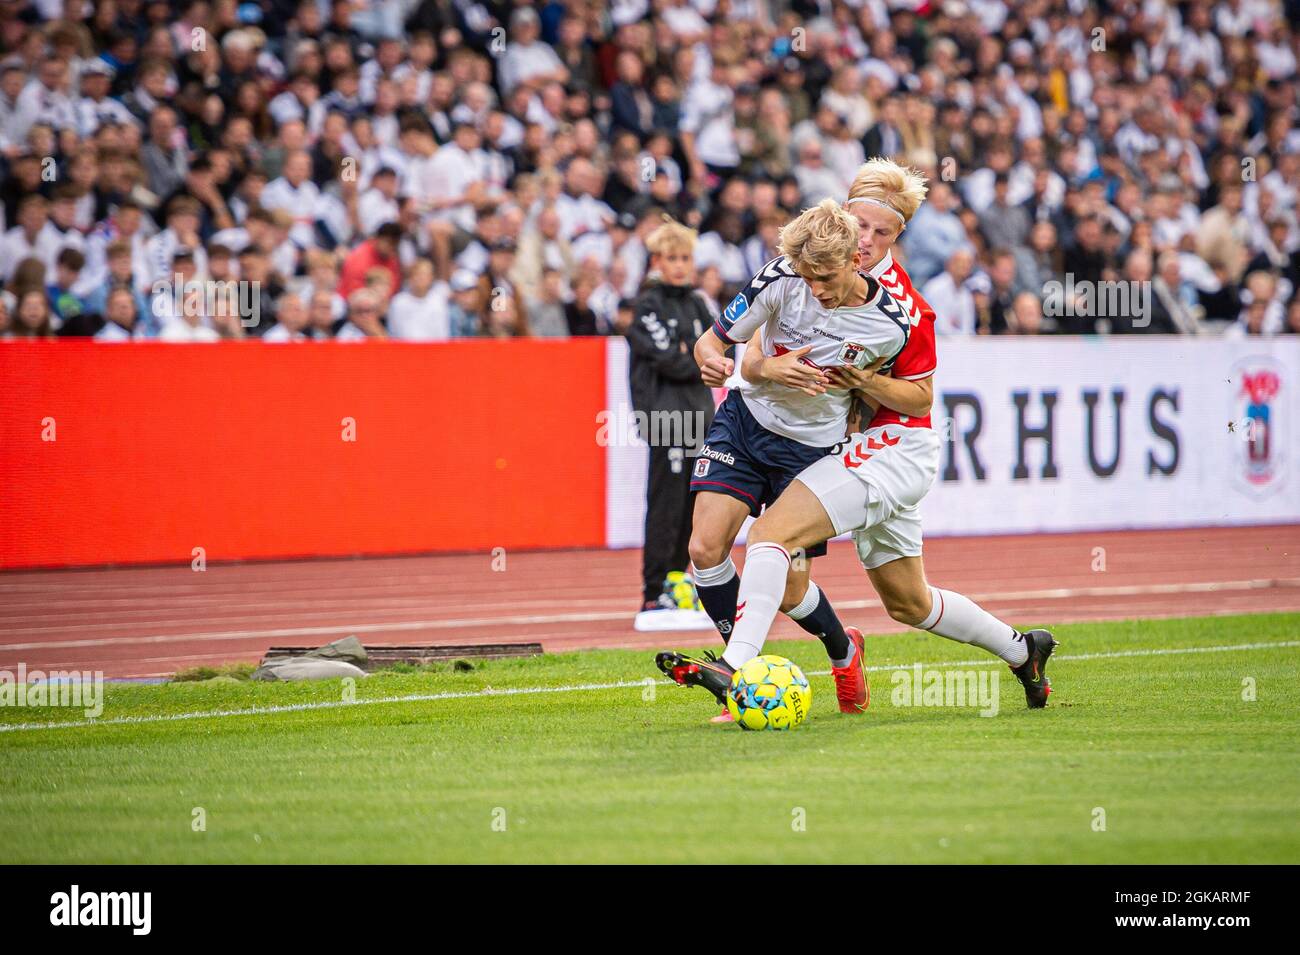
[
  {"x1": 721, "y1": 543, "x2": 790, "y2": 670},
  {"x1": 692, "y1": 557, "x2": 736, "y2": 587},
  {"x1": 784, "y1": 579, "x2": 819, "y2": 620},
  {"x1": 916, "y1": 586, "x2": 1028, "y2": 666}
]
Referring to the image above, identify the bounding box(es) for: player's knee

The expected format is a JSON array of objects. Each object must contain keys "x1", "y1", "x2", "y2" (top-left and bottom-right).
[
  {"x1": 883, "y1": 593, "x2": 930, "y2": 627},
  {"x1": 747, "y1": 517, "x2": 784, "y2": 550},
  {"x1": 688, "y1": 534, "x2": 728, "y2": 571}
]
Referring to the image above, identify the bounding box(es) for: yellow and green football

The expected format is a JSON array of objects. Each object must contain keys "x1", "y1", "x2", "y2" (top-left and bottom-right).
[
  {"x1": 726, "y1": 654, "x2": 812, "y2": 730},
  {"x1": 665, "y1": 571, "x2": 701, "y2": 610}
]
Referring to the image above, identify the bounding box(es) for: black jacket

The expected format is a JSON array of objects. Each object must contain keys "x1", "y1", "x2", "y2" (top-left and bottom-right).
[{"x1": 625, "y1": 282, "x2": 715, "y2": 449}]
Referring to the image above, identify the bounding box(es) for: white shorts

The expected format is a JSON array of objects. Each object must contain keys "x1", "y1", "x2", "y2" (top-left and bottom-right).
[{"x1": 795, "y1": 425, "x2": 940, "y2": 570}]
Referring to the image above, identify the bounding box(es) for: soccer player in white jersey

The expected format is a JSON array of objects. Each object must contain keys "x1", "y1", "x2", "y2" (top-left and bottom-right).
[
  {"x1": 664, "y1": 199, "x2": 913, "y2": 718},
  {"x1": 658, "y1": 159, "x2": 1058, "y2": 712}
]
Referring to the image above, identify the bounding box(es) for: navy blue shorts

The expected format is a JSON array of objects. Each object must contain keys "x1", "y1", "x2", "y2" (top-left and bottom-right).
[{"x1": 689, "y1": 391, "x2": 837, "y2": 558}]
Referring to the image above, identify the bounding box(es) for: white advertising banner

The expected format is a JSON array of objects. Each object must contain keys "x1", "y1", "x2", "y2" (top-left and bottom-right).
[{"x1": 605, "y1": 337, "x2": 1299, "y2": 545}]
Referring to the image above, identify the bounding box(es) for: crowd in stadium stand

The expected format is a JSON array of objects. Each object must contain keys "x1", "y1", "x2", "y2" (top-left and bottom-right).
[{"x1": 0, "y1": 0, "x2": 1297, "y2": 341}]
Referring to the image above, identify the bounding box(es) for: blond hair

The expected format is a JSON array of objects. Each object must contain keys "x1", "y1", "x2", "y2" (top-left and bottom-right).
[
  {"x1": 847, "y1": 157, "x2": 929, "y2": 224},
  {"x1": 778, "y1": 199, "x2": 859, "y2": 273},
  {"x1": 645, "y1": 216, "x2": 697, "y2": 256}
]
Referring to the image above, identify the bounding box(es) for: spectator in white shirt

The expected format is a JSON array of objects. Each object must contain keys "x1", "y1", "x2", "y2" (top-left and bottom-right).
[
  {"x1": 820, "y1": 65, "x2": 872, "y2": 138},
  {"x1": 415, "y1": 121, "x2": 488, "y2": 234},
  {"x1": 296, "y1": 248, "x2": 348, "y2": 324},
  {"x1": 260, "y1": 150, "x2": 323, "y2": 249},
  {"x1": 264, "y1": 209, "x2": 304, "y2": 280},
  {"x1": 159, "y1": 316, "x2": 220, "y2": 341},
  {"x1": 336, "y1": 287, "x2": 388, "y2": 340},
  {"x1": 146, "y1": 197, "x2": 208, "y2": 288},
  {"x1": 75, "y1": 59, "x2": 136, "y2": 137},
  {"x1": 695, "y1": 213, "x2": 748, "y2": 288},
  {"x1": 680, "y1": 58, "x2": 739, "y2": 181},
  {"x1": 512, "y1": 204, "x2": 575, "y2": 295},
  {"x1": 141, "y1": 106, "x2": 189, "y2": 200},
  {"x1": 497, "y1": 8, "x2": 568, "y2": 96},
  {"x1": 12, "y1": 57, "x2": 77, "y2": 145},
  {"x1": 94, "y1": 286, "x2": 145, "y2": 341},
  {"x1": 793, "y1": 138, "x2": 843, "y2": 207},
  {"x1": 368, "y1": 78, "x2": 403, "y2": 148},
  {"x1": 155, "y1": 250, "x2": 217, "y2": 340},
  {"x1": 449, "y1": 80, "x2": 495, "y2": 130},
  {"x1": 961, "y1": 142, "x2": 1018, "y2": 213},
  {"x1": 661, "y1": 0, "x2": 710, "y2": 42},
  {"x1": 0, "y1": 195, "x2": 61, "y2": 285},
  {"x1": 268, "y1": 71, "x2": 324, "y2": 131},
  {"x1": 358, "y1": 166, "x2": 401, "y2": 236},
  {"x1": 742, "y1": 211, "x2": 786, "y2": 276},
  {"x1": 1228, "y1": 271, "x2": 1286, "y2": 337},
  {"x1": 392, "y1": 32, "x2": 436, "y2": 107},
  {"x1": 45, "y1": 187, "x2": 88, "y2": 272},
  {"x1": 350, "y1": 115, "x2": 408, "y2": 191},
  {"x1": 1178, "y1": 5, "x2": 1225, "y2": 85},
  {"x1": 387, "y1": 258, "x2": 452, "y2": 341},
  {"x1": 1255, "y1": 20, "x2": 1297, "y2": 81},
  {"x1": 923, "y1": 247, "x2": 978, "y2": 336},
  {"x1": 0, "y1": 61, "x2": 27, "y2": 154},
  {"x1": 358, "y1": 37, "x2": 405, "y2": 106},
  {"x1": 1008, "y1": 291, "x2": 1045, "y2": 335},
  {"x1": 555, "y1": 158, "x2": 615, "y2": 248},
  {"x1": 308, "y1": 288, "x2": 339, "y2": 339},
  {"x1": 263, "y1": 292, "x2": 311, "y2": 342}
]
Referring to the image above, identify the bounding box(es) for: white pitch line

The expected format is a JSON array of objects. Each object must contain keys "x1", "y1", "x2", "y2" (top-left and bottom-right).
[
  {"x1": 2, "y1": 577, "x2": 1297, "y2": 651},
  {"x1": 1, "y1": 639, "x2": 1295, "y2": 735},
  {"x1": 0, "y1": 679, "x2": 656, "y2": 735}
]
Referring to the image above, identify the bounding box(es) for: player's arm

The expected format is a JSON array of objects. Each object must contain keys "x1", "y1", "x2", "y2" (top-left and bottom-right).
[
  {"x1": 829, "y1": 363, "x2": 933, "y2": 418},
  {"x1": 708, "y1": 258, "x2": 796, "y2": 386},
  {"x1": 739, "y1": 325, "x2": 829, "y2": 396},
  {"x1": 694, "y1": 327, "x2": 734, "y2": 387},
  {"x1": 737, "y1": 325, "x2": 764, "y2": 384}
]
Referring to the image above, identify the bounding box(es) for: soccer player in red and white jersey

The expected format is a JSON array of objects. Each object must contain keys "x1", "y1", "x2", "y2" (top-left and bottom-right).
[
  {"x1": 659, "y1": 159, "x2": 1058, "y2": 710},
  {"x1": 677, "y1": 200, "x2": 913, "y2": 720}
]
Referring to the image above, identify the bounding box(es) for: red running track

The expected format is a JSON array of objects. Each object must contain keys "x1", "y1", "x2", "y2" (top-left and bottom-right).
[{"x1": 1, "y1": 525, "x2": 1298, "y2": 679}]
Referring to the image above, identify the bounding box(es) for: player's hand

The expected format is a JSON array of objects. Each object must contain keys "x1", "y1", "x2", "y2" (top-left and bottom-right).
[
  {"x1": 762, "y1": 345, "x2": 830, "y2": 397},
  {"x1": 826, "y1": 355, "x2": 888, "y2": 391},
  {"x1": 700, "y1": 355, "x2": 734, "y2": 387}
]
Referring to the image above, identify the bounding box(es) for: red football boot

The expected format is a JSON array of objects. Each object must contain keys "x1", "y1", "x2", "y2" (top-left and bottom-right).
[{"x1": 831, "y1": 627, "x2": 869, "y2": 713}]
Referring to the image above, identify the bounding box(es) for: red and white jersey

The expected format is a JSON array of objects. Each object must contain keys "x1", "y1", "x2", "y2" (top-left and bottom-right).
[{"x1": 865, "y1": 250, "x2": 936, "y2": 430}]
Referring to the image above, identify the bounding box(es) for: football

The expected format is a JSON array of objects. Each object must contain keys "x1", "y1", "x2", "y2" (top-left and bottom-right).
[
  {"x1": 665, "y1": 571, "x2": 702, "y2": 611},
  {"x1": 726, "y1": 655, "x2": 812, "y2": 731}
]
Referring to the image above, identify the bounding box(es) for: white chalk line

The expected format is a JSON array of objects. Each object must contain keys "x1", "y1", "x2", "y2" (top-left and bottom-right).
[
  {"x1": 3, "y1": 577, "x2": 1297, "y2": 650},
  {"x1": 1, "y1": 639, "x2": 1295, "y2": 735}
]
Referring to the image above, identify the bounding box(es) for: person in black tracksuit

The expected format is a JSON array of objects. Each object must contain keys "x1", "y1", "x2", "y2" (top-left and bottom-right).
[{"x1": 626, "y1": 221, "x2": 716, "y2": 610}]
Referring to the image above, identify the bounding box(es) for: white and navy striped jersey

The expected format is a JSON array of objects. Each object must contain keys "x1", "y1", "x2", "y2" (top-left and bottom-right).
[{"x1": 713, "y1": 256, "x2": 911, "y2": 446}]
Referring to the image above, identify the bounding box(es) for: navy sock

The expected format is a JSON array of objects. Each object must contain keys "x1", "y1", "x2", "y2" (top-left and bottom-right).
[
  {"x1": 790, "y1": 583, "x2": 851, "y2": 663},
  {"x1": 694, "y1": 559, "x2": 741, "y2": 644}
]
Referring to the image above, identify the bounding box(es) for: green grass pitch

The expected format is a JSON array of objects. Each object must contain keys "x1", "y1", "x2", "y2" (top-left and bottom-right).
[{"x1": 1, "y1": 613, "x2": 1297, "y2": 864}]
